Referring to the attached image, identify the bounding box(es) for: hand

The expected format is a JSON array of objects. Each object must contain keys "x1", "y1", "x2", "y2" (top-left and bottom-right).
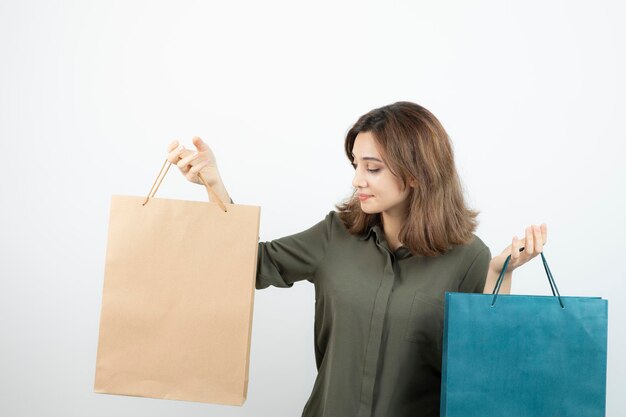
[
  {"x1": 166, "y1": 136, "x2": 220, "y2": 186},
  {"x1": 490, "y1": 224, "x2": 548, "y2": 275}
]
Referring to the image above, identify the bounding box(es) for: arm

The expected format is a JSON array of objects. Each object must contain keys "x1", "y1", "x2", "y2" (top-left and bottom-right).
[
  {"x1": 208, "y1": 176, "x2": 232, "y2": 205},
  {"x1": 256, "y1": 211, "x2": 333, "y2": 289},
  {"x1": 228, "y1": 195, "x2": 331, "y2": 288},
  {"x1": 482, "y1": 263, "x2": 512, "y2": 294},
  {"x1": 228, "y1": 194, "x2": 332, "y2": 288}
]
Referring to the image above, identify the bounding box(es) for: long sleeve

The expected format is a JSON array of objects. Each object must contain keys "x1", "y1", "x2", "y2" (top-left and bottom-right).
[
  {"x1": 255, "y1": 211, "x2": 334, "y2": 289},
  {"x1": 458, "y1": 245, "x2": 492, "y2": 293}
]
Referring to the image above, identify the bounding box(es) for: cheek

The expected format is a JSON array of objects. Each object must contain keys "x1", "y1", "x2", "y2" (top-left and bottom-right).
[
  {"x1": 380, "y1": 174, "x2": 404, "y2": 194},
  {"x1": 369, "y1": 174, "x2": 387, "y2": 194},
  {"x1": 386, "y1": 179, "x2": 410, "y2": 201}
]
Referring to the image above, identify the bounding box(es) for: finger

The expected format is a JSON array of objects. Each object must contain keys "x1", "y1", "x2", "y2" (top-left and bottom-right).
[
  {"x1": 177, "y1": 151, "x2": 201, "y2": 169},
  {"x1": 541, "y1": 223, "x2": 548, "y2": 245},
  {"x1": 167, "y1": 145, "x2": 186, "y2": 164},
  {"x1": 178, "y1": 148, "x2": 196, "y2": 160},
  {"x1": 534, "y1": 225, "x2": 543, "y2": 253},
  {"x1": 189, "y1": 159, "x2": 210, "y2": 174},
  {"x1": 192, "y1": 136, "x2": 210, "y2": 152},
  {"x1": 512, "y1": 236, "x2": 521, "y2": 261},
  {"x1": 167, "y1": 140, "x2": 180, "y2": 152},
  {"x1": 525, "y1": 226, "x2": 534, "y2": 256}
]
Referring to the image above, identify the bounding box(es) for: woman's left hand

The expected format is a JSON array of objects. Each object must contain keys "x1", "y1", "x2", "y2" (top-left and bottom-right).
[{"x1": 490, "y1": 224, "x2": 548, "y2": 275}]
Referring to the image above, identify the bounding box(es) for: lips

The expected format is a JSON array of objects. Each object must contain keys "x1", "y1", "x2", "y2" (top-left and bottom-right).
[{"x1": 358, "y1": 194, "x2": 373, "y2": 200}]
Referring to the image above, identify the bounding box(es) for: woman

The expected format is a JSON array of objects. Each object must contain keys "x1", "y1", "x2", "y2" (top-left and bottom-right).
[{"x1": 166, "y1": 101, "x2": 547, "y2": 417}]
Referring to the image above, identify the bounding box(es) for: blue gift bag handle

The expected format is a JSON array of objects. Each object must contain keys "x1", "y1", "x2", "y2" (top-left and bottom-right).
[{"x1": 491, "y1": 249, "x2": 565, "y2": 309}]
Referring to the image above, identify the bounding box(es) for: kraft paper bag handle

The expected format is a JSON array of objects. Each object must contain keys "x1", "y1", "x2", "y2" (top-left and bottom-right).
[
  {"x1": 491, "y1": 249, "x2": 565, "y2": 309},
  {"x1": 141, "y1": 157, "x2": 229, "y2": 212}
]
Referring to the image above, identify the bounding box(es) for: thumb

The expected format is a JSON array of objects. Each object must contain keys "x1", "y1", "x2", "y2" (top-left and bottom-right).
[{"x1": 192, "y1": 136, "x2": 210, "y2": 152}]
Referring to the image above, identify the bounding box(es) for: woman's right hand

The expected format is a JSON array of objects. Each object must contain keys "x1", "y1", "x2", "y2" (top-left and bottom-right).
[
  {"x1": 166, "y1": 137, "x2": 232, "y2": 203},
  {"x1": 166, "y1": 136, "x2": 220, "y2": 186}
]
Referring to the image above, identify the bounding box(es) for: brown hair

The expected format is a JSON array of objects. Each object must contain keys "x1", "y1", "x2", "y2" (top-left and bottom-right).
[{"x1": 334, "y1": 101, "x2": 481, "y2": 257}]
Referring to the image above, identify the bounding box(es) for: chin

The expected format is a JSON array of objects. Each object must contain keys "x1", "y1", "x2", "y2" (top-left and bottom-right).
[{"x1": 360, "y1": 204, "x2": 382, "y2": 215}]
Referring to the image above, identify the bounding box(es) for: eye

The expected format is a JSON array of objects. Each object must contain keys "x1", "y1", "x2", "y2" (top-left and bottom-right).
[{"x1": 352, "y1": 163, "x2": 380, "y2": 174}]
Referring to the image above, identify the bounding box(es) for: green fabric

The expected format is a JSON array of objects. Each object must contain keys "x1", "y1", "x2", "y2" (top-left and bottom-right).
[{"x1": 256, "y1": 210, "x2": 491, "y2": 417}]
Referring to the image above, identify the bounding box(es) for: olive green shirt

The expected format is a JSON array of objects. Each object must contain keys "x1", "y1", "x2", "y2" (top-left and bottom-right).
[{"x1": 256, "y1": 210, "x2": 491, "y2": 417}]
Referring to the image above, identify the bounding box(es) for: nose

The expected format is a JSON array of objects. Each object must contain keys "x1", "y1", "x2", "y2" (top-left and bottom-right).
[{"x1": 352, "y1": 167, "x2": 367, "y2": 190}]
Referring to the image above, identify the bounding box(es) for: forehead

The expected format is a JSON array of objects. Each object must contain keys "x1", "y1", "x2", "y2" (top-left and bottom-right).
[{"x1": 352, "y1": 131, "x2": 382, "y2": 157}]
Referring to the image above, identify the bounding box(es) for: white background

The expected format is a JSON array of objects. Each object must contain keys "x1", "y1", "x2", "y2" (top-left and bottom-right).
[{"x1": 1, "y1": 0, "x2": 624, "y2": 416}]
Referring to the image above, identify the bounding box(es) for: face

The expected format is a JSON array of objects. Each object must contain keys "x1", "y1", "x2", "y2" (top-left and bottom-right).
[{"x1": 351, "y1": 131, "x2": 414, "y2": 217}]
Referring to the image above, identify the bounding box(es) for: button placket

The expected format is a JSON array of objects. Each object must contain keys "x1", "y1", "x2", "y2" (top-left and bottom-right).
[{"x1": 358, "y1": 249, "x2": 396, "y2": 417}]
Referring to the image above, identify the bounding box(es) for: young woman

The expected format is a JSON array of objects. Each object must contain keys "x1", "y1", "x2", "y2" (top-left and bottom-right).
[{"x1": 166, "y1": 101, "x2": 547, "y2": 417}]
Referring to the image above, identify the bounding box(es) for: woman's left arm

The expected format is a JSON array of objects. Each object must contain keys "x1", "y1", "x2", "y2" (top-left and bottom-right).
[{"x1": 483, "y1": 224, "x2": 548, "y2": 294}]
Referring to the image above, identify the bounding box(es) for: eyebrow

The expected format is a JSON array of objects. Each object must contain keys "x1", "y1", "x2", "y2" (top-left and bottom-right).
[{"x1": 351, "y1": 153, "x2": 383, "y2": 163}]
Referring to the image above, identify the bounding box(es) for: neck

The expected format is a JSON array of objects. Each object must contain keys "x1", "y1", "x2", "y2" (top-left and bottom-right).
[{"x1": 381, "y1": 209, "x2": 407, "y2": 251}]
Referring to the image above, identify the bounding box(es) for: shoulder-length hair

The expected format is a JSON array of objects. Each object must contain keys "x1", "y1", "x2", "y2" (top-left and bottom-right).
[{"x1": 334, "y1": 101, "x2": 481, "y2": 257}]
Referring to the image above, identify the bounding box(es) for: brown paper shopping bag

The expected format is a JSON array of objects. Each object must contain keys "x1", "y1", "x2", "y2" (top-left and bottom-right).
[{"x1": 94, "y1": 159, "x2": 260, "y2": 405}]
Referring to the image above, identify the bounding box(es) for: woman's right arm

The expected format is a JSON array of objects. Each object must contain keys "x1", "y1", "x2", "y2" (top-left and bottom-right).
[
  {"x1": 256, "y1": 211, "x2": 334, "y2": 289},
  {"x1": 166, "y1": 136, "x2": 232, "y2": 204}
]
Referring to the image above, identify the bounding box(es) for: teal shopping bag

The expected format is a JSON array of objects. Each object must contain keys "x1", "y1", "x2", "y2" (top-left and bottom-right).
[{"x1": 440, "y1": 252, "x2": 608, "y2": 417}]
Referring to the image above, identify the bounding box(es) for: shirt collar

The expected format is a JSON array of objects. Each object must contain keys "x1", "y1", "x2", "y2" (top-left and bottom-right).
[
  {"x1": 358, "y1": 224, "x2": 380, "y2": 241},
  {"x1": 359, "y1": 223, "x2": 412, "y2": 259}
]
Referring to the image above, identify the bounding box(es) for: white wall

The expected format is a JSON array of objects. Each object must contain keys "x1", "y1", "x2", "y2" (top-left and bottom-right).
[{"x1": 1, "y1": 0, "x2": 624, "y2": 416}]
